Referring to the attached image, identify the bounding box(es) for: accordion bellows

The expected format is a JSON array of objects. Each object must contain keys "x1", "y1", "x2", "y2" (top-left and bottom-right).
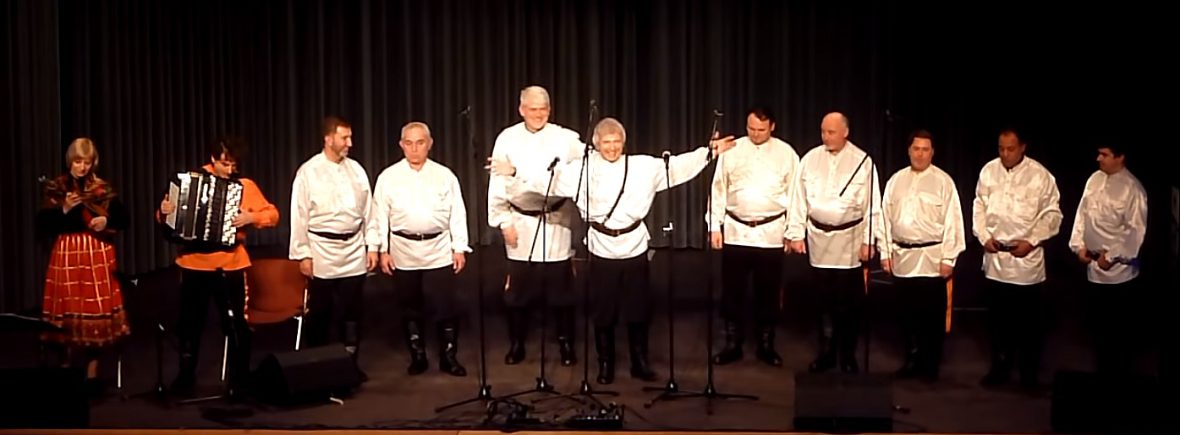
[{"x1": 166, "y1": 172, "x2": 244, "y2": 246}]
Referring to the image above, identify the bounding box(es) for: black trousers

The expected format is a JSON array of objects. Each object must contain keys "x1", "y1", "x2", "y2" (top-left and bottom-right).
[
  {"x1": 985, "y1": 279, "x2": 1045, "y2": 381},
  {"x1": 1086, "y1": 278, "x2": 1141, "y2": 376},
  {"x1": 305, "y1": 274, "x2": 365, "y2": 349},
  {"x1": 812, "y1": 266, "x2": 864, "y2": 358},
  {"x1": 503, "y1": 260, "x2": 574, "y2": 308},
  {"x1": 895, "y1": 276, "x2": 947, "y2": 372},
  {"x1": 395, "y1": 265, "x2": 460, "y2": 323},
  {"x1": 176, "y1": 268, "x2": 251, "y2": 381},
  {"x1": 720, "y1": 245, "x2": 783, "y2": 325},
  {"x1": 589, "y1": 254, "x2": 652, "y2": 327}
]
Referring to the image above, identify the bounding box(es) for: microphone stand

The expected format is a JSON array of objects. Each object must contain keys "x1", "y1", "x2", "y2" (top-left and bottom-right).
[
  {"x1": 436, "y1": 105, "x2": 501, "y2": 413},
  {"x1": 836, "y1": 142, "x2": 879, "y2": 374},
  {"x1": 644, "y1": 110, "x2": 757, "y2": 415},
  {"x1": 501, "y1": 152, "x2": 565, "y2": 402}
]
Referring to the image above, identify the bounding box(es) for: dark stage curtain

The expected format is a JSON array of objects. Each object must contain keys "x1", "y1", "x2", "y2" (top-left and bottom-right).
[{"x1": 2, "y1": 0, "x2": 1166, "y2": 314}]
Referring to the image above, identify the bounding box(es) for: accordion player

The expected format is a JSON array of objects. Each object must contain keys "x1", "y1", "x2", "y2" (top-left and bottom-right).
[{"x1": 165, "y1": 171, "x2": 245, "y2": 247}]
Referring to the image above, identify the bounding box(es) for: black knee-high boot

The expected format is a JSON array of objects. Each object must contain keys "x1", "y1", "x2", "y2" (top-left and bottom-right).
[
  {"x1": 438, "y1": 320, "x2": 467, "y2": 376},
  {"x1": 405, "y1": 319, "x2": 429, "y2": 375},
  {"x1": 627, "y1": 322, "x2": 657, "y2": 381},
  {"x1": 556, "y1": 307, "x2": 577, "y2": 366},
  {"x1": 503, "y1": 309, "x2": 527, "y2": 365},
  {"x1": 594, "y1": 326, "x2": 615, "y2": 384}
]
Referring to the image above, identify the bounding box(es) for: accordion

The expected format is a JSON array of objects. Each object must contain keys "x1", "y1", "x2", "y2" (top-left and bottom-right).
[{"x1": 165, "y1": 171, "x2": 244, "y2": 247}]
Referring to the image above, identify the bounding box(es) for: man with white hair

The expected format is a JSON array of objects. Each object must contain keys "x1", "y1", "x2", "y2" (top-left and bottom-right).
[
  {"x1": 487, "y1": 86, "x2": 585, "y2": 366},
  {"x1": 490, "y1": 117, "x2": 735, "y2": 384},
  {"x1": 374, "y1": 122, "x2": 472, "y2": 377}
]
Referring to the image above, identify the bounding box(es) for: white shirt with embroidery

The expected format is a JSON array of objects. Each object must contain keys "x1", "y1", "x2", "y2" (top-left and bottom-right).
[
  {"x1": 289, "y1": 152, "x2": 379, "y2": 279},
  {"x1": 373, "y1": 159, "x2": 472, "y2": 271},
  {"x1": 786, "y1": 142, "x2": 884, "y2": 269},
  {"x1": 972, "y1": 157, "x2": 1062, "y2": 285},
  {"x1": 879, "y1": 165, "x2": 966, "y2": 278},
  {"x1": 1068, "y1": 168, "x2": 1147, "y2": 284},
  {"x1": 708, "y1": 136, "x2": 800, "y2": 248},
  {"x1": 512, "y1": 147, "x2": 713, "y2": 260},
  {"x1": 487, "y1": 122, "x2": 585, "y2": 262}
]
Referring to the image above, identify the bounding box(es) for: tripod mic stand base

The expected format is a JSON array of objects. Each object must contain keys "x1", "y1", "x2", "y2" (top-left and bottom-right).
[
  {"x1": 643, "y1": 378, "x2": 679, "y2": 394},
  {"x1": 536, "y1": 377, "x2": 554, "y2": 392},
  {"x1": 579, "y1": 379, "x2": 619, "y2": 396},
  {"x1": 643, "y1": 382, "x2": 759, "y2": 415},
  {"x1": 433, "y1": 384, "x2": 497, "y2": 413}
]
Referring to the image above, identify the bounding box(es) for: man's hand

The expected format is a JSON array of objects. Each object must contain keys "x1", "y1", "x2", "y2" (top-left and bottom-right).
[
  {"x1": 1010, "y1": 240, "x2": 1034, "y2": 258},
  {"x1": 159, "y1": 194, "x2": 175, "y2": 216},
  {"x1": 939, "y1": 263, "x2": 954, "y2": 278},
  {"x1": 859, "y1": 244, "x2": 875, "y2": 262},
  {"x1": 380, "y1": 253, "x2": 395, "y2": 275},
  {"x1": 502, "y1": 225, "x2": 518, "y2": 248},
  {"x1": 62, "y1": 192, "x2": 82, "y2": 214},
  {"x1": 486, "y1": 156, "x2": 516, "y2": 177},
  {"x1": 881, "y1": 258, "x2": 893, "y2": 275},
  {"x1": 88, "y1": 216, "x2": 108, "y2": 232},
  {"x1": 453, "y1": 252, "x2": 467, "y2": 274},
  {"x1": 1097, "y1": 252, "x2": 1115, "y2": 271},
  {"x1": 299, "y1": 258, "x2": 313, "y2": 278},
  {"x1": 709, "y1": 134, "x2": 737, "y2": 157},
  {"x1": 790, "y1": 240, "x2": 807, "y2": 255},
  {"x1": 1076, "y1": 248, "x2": 1092, "y2": 265},
  {"x1": 231, "y1": 211, "x2": 255, "y2": 228},
  {"x1": 710, "y1": 231, "x2": 724, "y2": 250},
  {"x1": 366, "y1": 252, "x2": 379, "y2": 272},
  {"x1": 983, "y1": 238, "x2": 1000, "y2": 253}
]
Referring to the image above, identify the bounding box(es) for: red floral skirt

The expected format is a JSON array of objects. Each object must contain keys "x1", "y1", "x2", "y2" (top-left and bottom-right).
[{"x1": 41, "y1": 232, "x2": 130, "y2": 347}]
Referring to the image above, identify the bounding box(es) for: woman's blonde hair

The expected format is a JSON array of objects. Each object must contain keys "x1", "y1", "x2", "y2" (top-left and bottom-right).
[{"x1": 65, "y1": 137, "x2": 99, "y2": 168}]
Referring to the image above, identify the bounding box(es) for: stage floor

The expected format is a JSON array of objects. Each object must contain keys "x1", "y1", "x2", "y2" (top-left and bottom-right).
[{"x1": 1, "y1": 249, "x2": 1169, "y2": 433}]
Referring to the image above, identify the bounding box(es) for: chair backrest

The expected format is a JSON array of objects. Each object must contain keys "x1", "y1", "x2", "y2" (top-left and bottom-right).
[{"x1": 246, "y1": 258, "x2": 306, "y2": 325}]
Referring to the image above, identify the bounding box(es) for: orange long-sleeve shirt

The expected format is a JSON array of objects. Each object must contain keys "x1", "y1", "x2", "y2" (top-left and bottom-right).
[{"x1": 159, "y1": 165, "x2": 280, "y2": 271}]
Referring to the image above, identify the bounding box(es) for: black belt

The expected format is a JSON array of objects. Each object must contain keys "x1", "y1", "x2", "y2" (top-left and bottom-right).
[
  {"x1": 896, "y1": 240, "x2": 941, "y2": 249},
  {"x1": 808, "y1": 217, "x2": 863, "y2": 232},
  {"x1": 510, "y1": 198, "x2": 569, "y2": 217},
  {"x1": 310, "y1": 230, "x2": 358, "y2": 241},
  {"x1": 726, "y1": 210, "x2": 785, "y2": 228},
  {"x1": 391, "y1": 230, "x2": 443, "y2": 241},
  {"x1": 590, "y1": 220, "x2": 643, "y2": 237}
]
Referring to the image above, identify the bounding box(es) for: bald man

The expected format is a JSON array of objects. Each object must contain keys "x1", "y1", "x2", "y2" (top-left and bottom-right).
[{"x1": 786, "y1": 112, "x2": 883, "y2": 374}]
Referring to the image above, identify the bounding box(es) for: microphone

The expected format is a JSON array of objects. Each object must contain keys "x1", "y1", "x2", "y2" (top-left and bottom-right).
[
  {"x1": 547, "y1": 157, "x2": 560, "y2": 171},
  {"x1": 661, "y1": 150, "x2": 671, "y2": 161},
  {"x1": 459, "y1": 105, "x2": 472, "y2": 117},
  {"x1": 712, "y1": 109, "x2": 724, "y2": 118}
]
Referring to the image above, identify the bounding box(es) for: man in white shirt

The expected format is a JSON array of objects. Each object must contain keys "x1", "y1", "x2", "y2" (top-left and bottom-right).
[
  {"x1": 786, "y1": 112, "x2": 883, "y2": 374},
  {"x1": 374, "y1": 122, "x2": 472, "y2": 377},
  {"x1": 972, "y1": 128, "x2": 1062, "y2": 388},
  {"x1": 487, "y1": 86, "x2": 585, "y2": 367},
  {"x1": 290, "y1": 116, "x2": 380, "y2": 365},
  {"x1": 708, "y1": 107, "x2": 799, "y2": 367},
  {"x1": 1068, "y1": 142, "x2": 1147, "y2": 376},
  {"x1": 490, "y1": 117, "x2": 735, "y2": 384},
  {"x1": 879, "y1": 129, "x2": 966, "y2": 381}
]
